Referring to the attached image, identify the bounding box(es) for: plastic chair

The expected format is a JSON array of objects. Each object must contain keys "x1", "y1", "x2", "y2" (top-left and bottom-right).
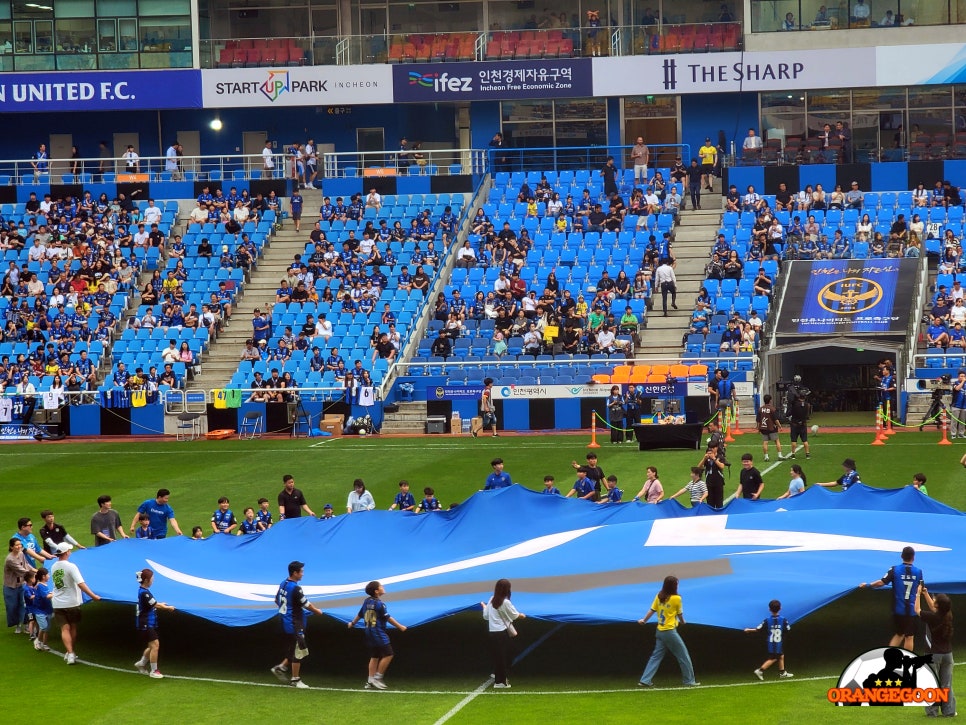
[
  {"x1": 238, "y1": 410, "x2": 263, "y2": 439},
  {"x1": 176, "y1": 413, "x2": 202, "y2": 441}
]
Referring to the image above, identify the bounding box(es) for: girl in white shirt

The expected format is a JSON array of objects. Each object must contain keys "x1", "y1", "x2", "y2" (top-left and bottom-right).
[
  {"x1": 481, "y1": 579, "x2": 526, "y2": 688},
  {"x1": 855, "y1": 213, "x2": 873, "y2": 241},
  {"x1": 346, "y1": 479, "x2": 375, "y2": 513}
]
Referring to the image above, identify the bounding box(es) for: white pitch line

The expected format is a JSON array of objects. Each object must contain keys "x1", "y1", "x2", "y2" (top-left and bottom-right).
[
  {"x1": 41, "y1": 646, "x2": 966, "y2": 696},
  {"x1": 433, "y1": 622, "x2": 566, "y2": 724}
]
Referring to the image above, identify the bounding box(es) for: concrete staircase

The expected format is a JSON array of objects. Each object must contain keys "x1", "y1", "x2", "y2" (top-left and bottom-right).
[
  {"x1": 188, "y1": 187, "x2": 325, "y2": 389},
  {"x1": 634, "y1": 188, "x2": 722, "y2": 361},
  {"x1": 380, "y1": 401, "x2": 430, "y2": 434}
]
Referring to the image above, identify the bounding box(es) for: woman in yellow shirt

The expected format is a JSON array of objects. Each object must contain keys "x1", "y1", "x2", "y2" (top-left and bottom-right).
[{"x1": 638, "y1": 575, "x2": 699, "y2": 687}]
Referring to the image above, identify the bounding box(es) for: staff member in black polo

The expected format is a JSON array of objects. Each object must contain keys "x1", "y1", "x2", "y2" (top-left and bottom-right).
[{"x1": 278, "y1": 475, "x2": 316, "y2": 521}]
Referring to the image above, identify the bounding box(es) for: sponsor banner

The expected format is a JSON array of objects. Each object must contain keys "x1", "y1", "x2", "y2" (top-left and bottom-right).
[
  {"x1": 201, "y1": 66, "x2": 393, "y2": 107},
  {"x1": 0, "y1": 423, "x2": 44, "y2": 440},
  {"x1": 592, "y1": 48, "x2": 874, "y2": 96},
  {"x1": 393, "y1": 58, "x2": 593, "y2": 102},
  {"x1": 686, "y1": 381, "x2": 754, "y2": 397},
  {"x1": 0, "y1": 69, "x2": 201, "y2": 112},
  {"x1": 776, "y1": 259, "x2": 918, "y2": 335},
  {"x1": 876, "y1": 43, "x2": 966, "y2": 86},
  {"x1": 495, "y1": 383, "x2": 606, "y2": 399}
]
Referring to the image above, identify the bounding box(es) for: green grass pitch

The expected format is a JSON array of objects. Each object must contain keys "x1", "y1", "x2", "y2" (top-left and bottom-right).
[{"x1": 0, "y1": 430, "x2": 962, "y2": 724}]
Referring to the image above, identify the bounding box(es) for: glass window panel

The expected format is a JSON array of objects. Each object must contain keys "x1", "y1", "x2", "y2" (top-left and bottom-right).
[
  {"x1": 909, "y1": 86, "x2": 952, "y2": 109},
  {"x1": 137, "y1": 0, "x2": 190, "y2": 16},
  {"x1": 807, "y1": 89, "x2": 850, "y2": 113},
  {"x1": 0, "y1": 21, "x2": 11, "y2": 52},
  {"x1": 555, "y1": 97, "x2": 605, "y2": 120},
  {"x1": 14, "y1": 4, "x2": 53, "y2": 20},
  {"x1": 502, "y1": 100, "x2": 552, "y2": 122},
  {"x1": 909, "y1": 109, "x2": 953, "y2": 142},
  {"x1": 487, "y1": 0, "x2": 580, "y2": 32},
  {"x1": 97, "y1": 18, "x2": 115, "y2": 51},
  {"x1": 54, "y1": 0, "x2": 94, "y2": 18},
  {"x1": 97, "y1": 0, "x2": 136, "y2": 15},
  {"x1": 555, "y1": 120, "x2": 606, "y2": 147},
  {"x1": 501, "y1": 122, "x2": 553, "y2": 148},
  {"x1": 387, "y1": 1, "x2": 481, "y2": 33},
  {"x1": 0, "y1": 4, "x2": 9, "y2": 19},
  {"x1": 761, "y1": 91, "x2": 804, "y2": 110},
  {"x1": 750, "y1": 0, "x2": 799, "y2": 33},
  {"x1": 624, "y1": 95, "x2": 676, "y2": 118},
  {"x1": 13, "y1": 20, "x2": 32, "y2": 51},
  {"x1": 852, "y1": 87, "x2": 905, "y2": 110},
  {"x1": 118, "y1": 17, "x2": 137, "y2": 50},
  {"x1": 140, "y1": 16, "x2": 190, "y2": 48},
  {"x1": 760, "y1": 112, "x2": 807, "y2": 148},
  {"x1": 55, "y1": 17, "x2": 93, "y2": 50},
  {"x1": 35, "y1": 19, "x2": 52, "y2": 51}
]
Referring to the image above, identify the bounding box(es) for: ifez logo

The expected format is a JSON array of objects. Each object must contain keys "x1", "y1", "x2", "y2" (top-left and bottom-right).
[
  {"x1": 259, "y1": 70, "x2": 290, "y2": 102},
  {"x1": 817, "y1": 276, "x2": 883, "y2": 315},
  {"x1": 408, "y1": 71, "x2": 472, "y2": 92}
]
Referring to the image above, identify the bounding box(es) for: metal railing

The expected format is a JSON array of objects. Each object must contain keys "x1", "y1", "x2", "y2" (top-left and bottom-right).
[
  {"x1": 0, "y1": 152, "x2": 293, "y2": 186},
  {"x1": 485, "y1": 144, "x2": 692, "y2": 175},
  {"x1": 322, "y1": 148, "x2": 489, "y2": 178}
]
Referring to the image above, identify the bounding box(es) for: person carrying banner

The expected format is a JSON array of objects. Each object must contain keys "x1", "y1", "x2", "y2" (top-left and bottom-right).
[
  {"x1": 347, "y1": 581, "x2": 407, "y2": 690},
  {"x1": 271, "y1": 561, "x2": 324, "y2": 688}
]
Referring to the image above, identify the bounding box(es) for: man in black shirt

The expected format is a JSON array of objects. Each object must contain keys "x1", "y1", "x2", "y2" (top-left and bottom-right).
[
  {"x1": 497, "y1": 222, "x2": 516, "y2": 245},
  {"x1": 775, "y1": 183, "x2": 793, "y2": 211},
  {"x1": 686, "y1": 159, "x2": 703, "y2": 210},
  {"x1": 735, "y1": 453, "x2": 764, "y2": 500},
  {"x1": 725, "y1": 184, "x2": 740, "y2": 212},
  {"x1": 601, "y1": 157, "x2": 619, "y2": 197},
  {"x1": 571, "y1": 452, "x2": 605, "y2": 500},
  {"x1": 278, "y1": 475, "x2": 315, "y2": 520},
  {"x1": 587, "y1": 204, "x2": 606, "y2": 232}
]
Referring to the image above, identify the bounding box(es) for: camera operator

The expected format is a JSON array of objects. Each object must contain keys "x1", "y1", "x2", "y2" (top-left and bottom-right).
[
  {"x1": 700, "y1": 436, "x2": 727, "y2": 509},
  {"x1": 950, "y1": 370, "x2": 966, "y2": 438}
]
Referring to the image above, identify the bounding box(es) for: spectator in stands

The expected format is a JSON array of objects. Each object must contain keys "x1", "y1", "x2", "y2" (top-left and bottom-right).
[
  {"x1": 855, "y1": 213, "x2": 873, "y2": 242},
  {"x1": 843, "y1": 181, "x2": 863, "y2": 209},
  {"x1": 742, "y1": 186, "x2": 763, "y2": 213},
  {"x1": 927, "y1": 317, "x2": 950, "y2": 349},
  {"x1": 811, "y1": 184, "x2": 827, "y2": 210},
  {"x1": 944, "y1": 181, "x2": 963, "y2": 208},
  {"x1": 689, "y1": 302, "x2": 710, "y2": 339},
  {"x1": 831, "y1": 230, "x2": 851, "y2": 259},
  {"x1": 431, "y1": 333, "x2": 452, "y2": 359},
  {"x1": 411, "y1": 265, "x2": 430, "y2": 296},
  {"x1": 828, "y1": 185, "x2": 846, "y2": 210}
]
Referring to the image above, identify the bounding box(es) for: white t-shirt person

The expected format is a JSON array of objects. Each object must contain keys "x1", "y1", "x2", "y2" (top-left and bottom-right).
[
  {"x1": 51, "y1": 548, "x2": 98, "y2": 608},
  {"x1": 262, "y1": 143, "x2": 275, "y2": 170}
]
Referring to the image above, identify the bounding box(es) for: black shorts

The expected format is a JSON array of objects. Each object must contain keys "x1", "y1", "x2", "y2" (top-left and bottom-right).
[
  {"x1": 367, "y1": 643, "x2": 394, "y2": 659},
  {"x1": 54, "y1": 607, "x2": 82, "y2": 625},
  {"x1": 764, "y1": 648, "x2": 782, "y2": 660},
  {"x1": 701, "y1": 164, "x2": 714, "y2": 175},
  {"x1": 789, "y1": 424, "x2": 808, "y2": 442},
  {"x1": 284, "y1": 632, "x2": 306, "y2": 662},
  {"x1": 893, "y1": 614, "x2": 918, "y2": 637},
  {"x1": 139, "y1": 627, "x2": 159, "y2": 644},
  {"x1": 291, "y1": 210, "x2": 302, "y2": 220}
]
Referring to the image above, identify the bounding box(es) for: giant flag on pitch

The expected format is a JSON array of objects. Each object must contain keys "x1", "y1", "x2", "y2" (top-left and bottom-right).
[{"x1": 73, "y1": 485, "x2": 966, "y2": 628}]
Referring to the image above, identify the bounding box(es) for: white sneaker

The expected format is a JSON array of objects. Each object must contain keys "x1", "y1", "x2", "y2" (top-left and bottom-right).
[
  {"x1": 290, "y1": 678, "x2": 309, "y2": 689},
  {"x1": 778, "y1": 671, "x2": 794, "y2": 679},
  {"x1": 368, "y1": 677, "x2": 387, "y2": 690},
  {"x1": 33, "y1": 639, "x2": 42, "y2": 651},
  {"x1": 14, "y1": 625, "x2": 21, "y2": 634},
  {"x1": 66, "y1": 653, "x2": 77, "y2": 665},
  {"x1": 149, "y1": 670, "x2": 164, "y2": 679},
  {"x1": 270, "y1": 665, "x2": 289, "y2": 681},
  {"x1": 763, "y1": 455, "x2": 770, "y2": 461},
  {"x1": 41, "y1": 643, "x2": 49, "y2": 651},
  {"x1": 493, "y1": 682, "x2": 511, "y2": 689},
  {"x1": 754, "y1": 668, "x2": 764, "y2": 680},
  {"x1": 135, "y1": 660, "x2": 149, "y2": 674}
]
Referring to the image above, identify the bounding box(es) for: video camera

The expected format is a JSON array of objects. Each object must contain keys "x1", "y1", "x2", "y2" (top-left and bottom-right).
[
  {"x1": 902, "y1": 653, "x2": 934, "y2": 668},
  {"x1": 925, "y1": 375, "x2": 952, "y2": 393}
]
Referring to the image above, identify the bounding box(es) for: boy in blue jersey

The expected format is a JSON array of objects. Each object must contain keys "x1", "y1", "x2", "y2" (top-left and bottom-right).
[
  {"x1": 256, "y1": 498, "x2": 273, "y2": 530},
  {"x1": 239, "y1": 507, "x2": 259, "y2": 535},
  {"x1": 134, "y1": 568, "x2": 175, "y2": 679},
  {"x1": 272, "y1": 561, "x2": 325, "y2": 689},
  {"x1": 33, "y1": 568, "x2": 52, "y2": 651},
  {"x1": 566, "y1": 467, "x2": 597, "y2": 500},
  {"x1": 419, "y1": 487, "x2": 441, "y2": 512},
  {"x1": 23, "y1": 571, "x2": 37, "y2": 640},
  {"x1": 599, "y1": 474, "x2": 624, "y2": 503},
  {"x1": 484, "y1": 458, "x2": 513, "y2": 490},
  {"x1": 389, "y1": 480, "x2": 416, "y2": 511},
  {"x1": 320, "y1": 504, "x2": 335, "y2": 519},
  {"x1": 134, "y1": 513, "x2": 153, "y2": 539},
  {"x1": 745, "y1": 599, "x2": 793, "y2": 680},
  {"x1": 859, "y1": 546, "x2": 925, "y2": 651},
  {"x1": 348, "y1": 580, "x2": 407, "y2": 690},
  {"x1": 542, "y1": 475, "x2": 560, "y2": 495},
  {"x1": 210, "y1": 497, "x2": 238, "y2": 534}
]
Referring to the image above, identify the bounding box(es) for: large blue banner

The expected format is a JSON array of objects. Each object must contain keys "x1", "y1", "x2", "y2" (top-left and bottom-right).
[
  {"x1": 0, "y1": 69, "x2": 202, "y2": 112},
  {"x1": 778, "y1": 259, "x2": 918, "y2": 335},
  {"x1": 72, "y1": 484, "x2": 964, "y2": 629},
  {"x1": 393, "y1": 58, "x2": 592, "y2": 102}
]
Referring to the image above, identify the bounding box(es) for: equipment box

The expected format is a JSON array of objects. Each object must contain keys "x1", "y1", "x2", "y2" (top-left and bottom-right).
[{"x1": 426, "y1": 416, "x2": 447, "y2": 434}]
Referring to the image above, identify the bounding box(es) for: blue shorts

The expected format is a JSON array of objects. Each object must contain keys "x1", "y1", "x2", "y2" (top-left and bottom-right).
[{"x1": 35, "y1": 613, "x2": 50, "y2": 632}]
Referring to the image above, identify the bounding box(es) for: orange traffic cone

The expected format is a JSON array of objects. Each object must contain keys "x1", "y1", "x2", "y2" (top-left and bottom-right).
[
  {"x1": 938, "y1": 409, "x2": 952, "y2": 446},
  {"x1": 731, "y1": 399, "x2": 744, "y2": 436},
  {"x1": 587, "y1": 412, "x2": 601, "y2": 448},
  {"x1": 871, "y1": 405, "x2": 885, "y2": 446}
]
